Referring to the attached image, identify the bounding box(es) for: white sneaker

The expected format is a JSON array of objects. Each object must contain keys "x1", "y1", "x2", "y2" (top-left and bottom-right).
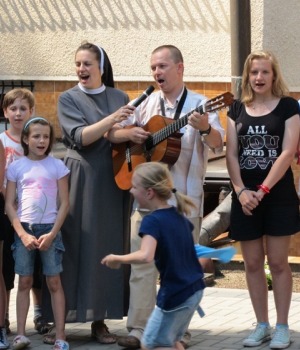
[
  {"x1": 0, "y1": 327, "x2": 9, "y2": 349},
  {"x1": 269, "y1": 326, "x2": 290, "y2": 349},
  {"x1": 243, "y1": 323, "x2": 271, "y2": 347},
  {"x1": 12, "y1": 335, "x2": 31, "y2": 350}
]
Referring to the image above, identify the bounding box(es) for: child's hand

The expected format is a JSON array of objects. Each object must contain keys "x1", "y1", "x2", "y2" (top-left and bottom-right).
[
  {"x1": 101, "y1": 254, "x2": 121, "y2": 269},
  {"x1": 38, "y1": 233, "x2": 55, "y2": 251},
  {"x1": 21, "y1": 233, "x2": 39, "y2": 250}
]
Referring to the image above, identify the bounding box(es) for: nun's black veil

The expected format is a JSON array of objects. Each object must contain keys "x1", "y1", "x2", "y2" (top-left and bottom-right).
[{"x1": 101, "y1": 48, "x2": 114, "y2": 88}]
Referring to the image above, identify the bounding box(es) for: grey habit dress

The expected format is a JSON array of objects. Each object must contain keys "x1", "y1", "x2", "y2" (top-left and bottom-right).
[{"x1": 57, "y1": 85, "x2": 131, "y2": 322}]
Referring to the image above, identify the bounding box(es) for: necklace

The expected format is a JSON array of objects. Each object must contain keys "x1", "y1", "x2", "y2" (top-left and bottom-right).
[
  {"x1": 250, "y1": 97, "x2": 277, "y2": 108},
  {"x1": 248, "y1": 98, "x2": 279, "y2": 116}
]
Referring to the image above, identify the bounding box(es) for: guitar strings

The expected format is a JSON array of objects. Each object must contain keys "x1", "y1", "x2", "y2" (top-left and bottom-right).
[{"x1": 116, "y1": 93, "x2": 231, "y2": 161}]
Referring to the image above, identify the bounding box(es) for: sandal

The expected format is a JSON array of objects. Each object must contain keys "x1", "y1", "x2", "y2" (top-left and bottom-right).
[
  {"x1": 43, "y1": 324, "x2": 56, "y2": 345},
  {"x1": 91, "y1": 320, "x2": 117, "y2": 344},
  {"x1": 34, "y1": 316, "x2": 53, "y2": 335},
  {"x1": 12, "y1": 335, "x2": 31, "y2": 350},
  {"x1": 53, "y1": 339, "x2": 69, "y2": 350}
]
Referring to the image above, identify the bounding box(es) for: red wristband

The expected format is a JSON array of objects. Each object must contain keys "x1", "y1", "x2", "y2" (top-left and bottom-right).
[{"x1": 257, "y1": 184, "x2": 270, "y2": 194}]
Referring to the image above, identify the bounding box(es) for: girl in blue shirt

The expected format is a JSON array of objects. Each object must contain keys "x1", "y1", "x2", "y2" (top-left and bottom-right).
[{"x1": 102, "y1": 162, "x2": 205, "y2": 350}]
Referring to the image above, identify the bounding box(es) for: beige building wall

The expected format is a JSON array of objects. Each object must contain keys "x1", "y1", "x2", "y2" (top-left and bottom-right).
[
  {"x1": 0, "y1": 1, "x2": 232, "y2": 82},
  {"x1": 251, "y1": 0, "x2": 300, "y2": 92},
  {"x1": 1, "y1": 0, "x2": 300, "y2": 86}
]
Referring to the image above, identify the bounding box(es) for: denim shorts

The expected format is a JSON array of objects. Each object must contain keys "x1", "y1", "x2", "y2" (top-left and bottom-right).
[
  {"x1": 12, "y1": 223, "x2": 65, "y2": 276},
  {"x1": 142, "y1": 289, "x2": 204, "y2": 349}
]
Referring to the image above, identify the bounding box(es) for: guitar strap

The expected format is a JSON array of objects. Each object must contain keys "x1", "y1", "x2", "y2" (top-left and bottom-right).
[{"x1": 160, "y1": 87, "x2": 188, "y2": 120}]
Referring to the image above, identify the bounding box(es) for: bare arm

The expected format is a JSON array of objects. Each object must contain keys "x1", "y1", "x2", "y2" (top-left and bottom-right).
[
  {"x1": 201, "y1": 125, "x2": 223, "y2": 150},
  {"x1": 38, "y1": 174, "x2": 70, "y2": 250},
  {"x1": 107, "y1": 124, "x2": 151, "y2": 145},
  {"x1": 226, "y1": 117, "x2": 245, "y2": 193},
  {"x1": 5, "y1": 180, "x2": 39, "y2": 249},
  {"x1": 226, "y1": 117, "x2": 259, "y2": 215},
  {"x1": 0, "y1": 141, "x2": 5, "y2": 194},
  {"x1": 101, "y1": 235, "x2": 157, "y2": 269},
  {"x1": 188, "y1": 111, "x2": 223, "y2": 150}
]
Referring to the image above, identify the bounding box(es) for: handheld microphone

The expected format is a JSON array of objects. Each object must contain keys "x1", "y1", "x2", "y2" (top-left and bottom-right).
[{"x1": 129, "y1": 85, "x2": 155, "y2": 107}]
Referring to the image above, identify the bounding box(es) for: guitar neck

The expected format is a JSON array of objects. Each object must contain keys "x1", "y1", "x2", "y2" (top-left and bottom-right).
[
  {"x1": 147, "y1": 105, "x2": 205, "y2": 148},
  {"x1": 144, "y1": 92, "x2": 234, "y2": 150}
]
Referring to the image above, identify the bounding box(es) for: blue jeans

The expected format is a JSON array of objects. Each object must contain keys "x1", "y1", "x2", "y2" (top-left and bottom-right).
[
  {"x1": 142, "y1": 289, "x2": 204, "y2": 349},
  {"x1": 12, "y1": 223, "x2": 65, "y2": 276}
]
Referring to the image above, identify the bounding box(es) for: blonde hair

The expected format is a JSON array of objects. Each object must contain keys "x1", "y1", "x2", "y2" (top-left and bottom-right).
[
  {"x1": 134, "y1": 162, "x2": 195, "y2": 216},
  {"x1": 241, "y1": 50, "x2": 289, "y2": 105}
]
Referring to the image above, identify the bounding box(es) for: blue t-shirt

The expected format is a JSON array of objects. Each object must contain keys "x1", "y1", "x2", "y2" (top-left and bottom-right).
[{"x1": 139, "y1": 206, "x2": 205, "y2": 310}]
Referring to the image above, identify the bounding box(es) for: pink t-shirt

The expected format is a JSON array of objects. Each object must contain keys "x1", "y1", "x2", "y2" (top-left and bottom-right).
[{"x1": 7, "y1": 156, "x2": 70, "y2": 224}]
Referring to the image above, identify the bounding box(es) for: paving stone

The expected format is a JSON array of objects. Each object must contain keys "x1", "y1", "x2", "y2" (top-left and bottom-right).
[{"x1": 6, "y1": 281, "x2": 300, "y2": 349}]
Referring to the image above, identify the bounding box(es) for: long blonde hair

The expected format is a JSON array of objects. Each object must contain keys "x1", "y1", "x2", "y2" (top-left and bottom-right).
[
  {"x1": 241, "y1": 50, "x2": 289, "y2": 105},
  {"x1": 134, "y1": 162, "x2": 196, "y2": 216}
]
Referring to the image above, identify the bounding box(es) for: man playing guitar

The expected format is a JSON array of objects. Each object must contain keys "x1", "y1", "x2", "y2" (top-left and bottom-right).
[{"x1": 107, "y1": 45, "x2": 225, "y2": 349}]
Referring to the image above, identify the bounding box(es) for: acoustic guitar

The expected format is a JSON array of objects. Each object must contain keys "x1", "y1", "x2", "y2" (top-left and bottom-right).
[{"x1": 112, "y1": 91, "x2": 234, "y2": 190}]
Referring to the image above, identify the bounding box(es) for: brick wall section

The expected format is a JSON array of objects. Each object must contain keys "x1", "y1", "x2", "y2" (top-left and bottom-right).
[
  {"x1": 34, "y1": 80, "x2": 231, "y2": 139},
  {"x1": 34, "y1": 81, "x2": 76, "y2": 139},
  {"x1": 37, "y1": 81, "x2": 300, "y2": 139}
]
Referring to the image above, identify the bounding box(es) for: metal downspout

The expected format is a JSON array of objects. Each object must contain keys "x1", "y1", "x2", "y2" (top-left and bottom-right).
[{"x1": 230, "y1": 0, "x2": 251, "y2": 99}]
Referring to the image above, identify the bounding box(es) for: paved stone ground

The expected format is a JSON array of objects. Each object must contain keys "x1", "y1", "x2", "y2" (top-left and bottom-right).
[{"x1": 7, "y1": 283, "x2": 300, "y2": 350}]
